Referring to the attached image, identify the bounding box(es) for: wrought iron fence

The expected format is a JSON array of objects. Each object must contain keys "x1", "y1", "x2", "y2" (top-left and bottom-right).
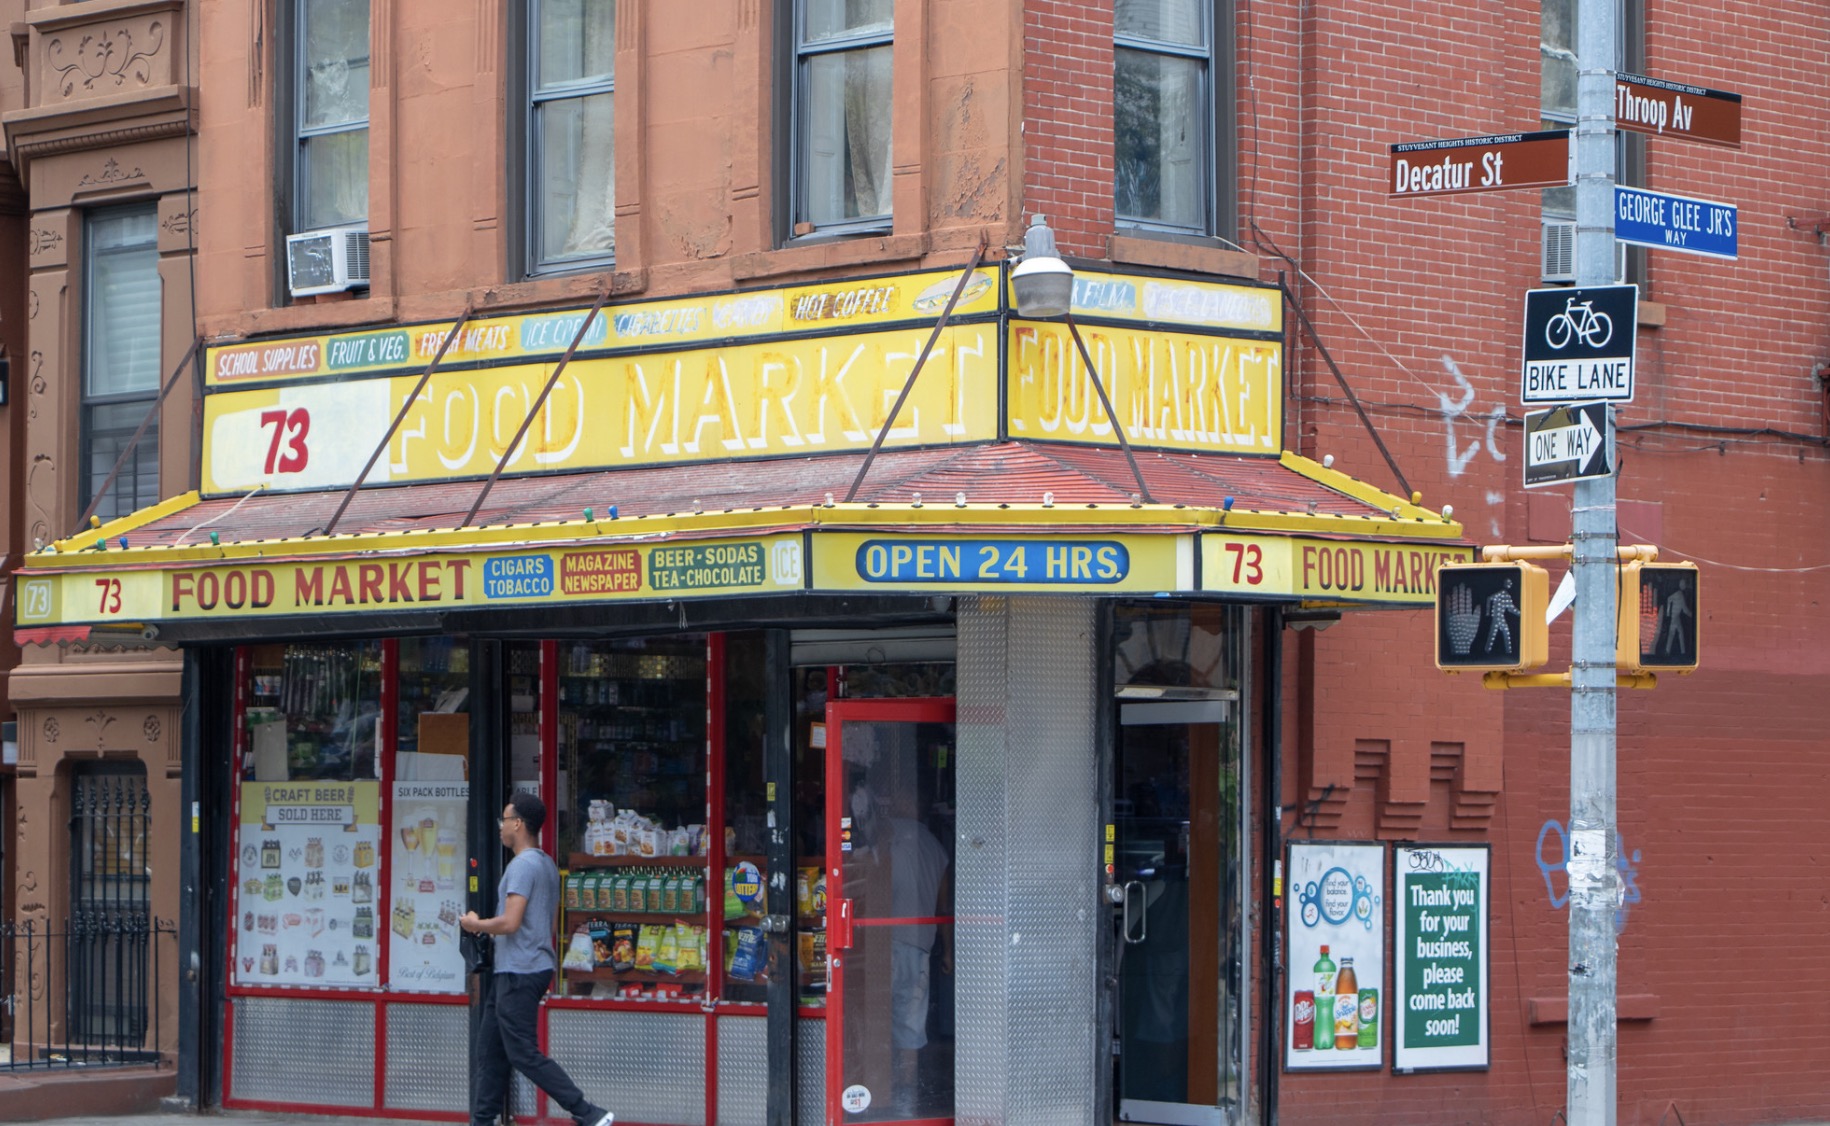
[{"x1": 2, "y1": 915, "x2": 174, "y2": 1070}]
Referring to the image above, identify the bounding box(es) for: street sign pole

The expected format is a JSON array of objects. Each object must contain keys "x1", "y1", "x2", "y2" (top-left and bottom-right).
[{"x1": 1569, "y1": 0, "x2": 1621, "y2": 1119}]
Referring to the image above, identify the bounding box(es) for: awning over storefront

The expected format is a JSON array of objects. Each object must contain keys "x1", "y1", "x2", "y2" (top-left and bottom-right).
[{"x1": 15, "y1": 442, "x2": 1471, "y2": 642}]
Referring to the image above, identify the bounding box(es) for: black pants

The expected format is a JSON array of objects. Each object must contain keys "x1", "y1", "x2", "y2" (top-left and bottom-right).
[{"x1": 472, "y1": 970, "x2": 601, "y2": 1125}]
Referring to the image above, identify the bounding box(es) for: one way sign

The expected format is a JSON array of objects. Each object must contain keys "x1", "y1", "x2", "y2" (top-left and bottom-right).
[{"x1": 1525, "y1": 401, "x2": 1613, "y2": 488}]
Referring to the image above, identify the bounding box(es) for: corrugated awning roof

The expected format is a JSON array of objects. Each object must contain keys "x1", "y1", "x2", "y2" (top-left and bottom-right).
[{"x1": 81, "y1": 442, "x2": 1443, "y2": 553}]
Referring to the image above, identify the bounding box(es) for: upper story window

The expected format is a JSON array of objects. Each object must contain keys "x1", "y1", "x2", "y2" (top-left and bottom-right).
[
  {"x1": 792, "y1": 0, "x2": 894, "y2": 236},
  {"x1": 82, "y1": 205, "x2": 162, "y2": 522},
  {"x1": 294, "y1": 0, "x2": 371, "y2": 232},
  {"x1": 527, "y1": 0, "x2": 617, "y2": 273},
  {"x1": 1115, "y1": 0, "x2": 1218, "y2": 236},
  {"x1": 1539, "y1": 0, "x2": 1642, "y2": 281}
]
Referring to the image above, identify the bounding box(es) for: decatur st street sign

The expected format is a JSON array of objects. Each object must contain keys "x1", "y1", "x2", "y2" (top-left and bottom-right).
[{"x1": 1388, "y1": 131, "x2": 1571, "y2": 197}]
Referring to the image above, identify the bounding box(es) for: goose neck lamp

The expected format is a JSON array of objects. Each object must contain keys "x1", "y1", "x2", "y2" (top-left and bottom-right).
[{"x1": 1010, "y1": 214, "x2": 1074, "y2": 318}]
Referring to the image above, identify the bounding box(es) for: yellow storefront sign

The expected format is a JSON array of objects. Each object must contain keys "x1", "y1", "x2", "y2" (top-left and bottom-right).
[
  {"x1": 17, "y1": 536, "x2": 806, "y2": 625},
  {"x1": 1200, "y1": 534, "x2": 1474, "y2": 605},
  {"x1": 203, "y1": 324, "x2": 999, "y2": 493},
  {"x1": 1016, "y1": 268, "x2": 1283, "y2": 335},
  {"x1": 240, "y1": 781, "x2": 380, "y2": 828},
  {"x1": 206, "y1": 268, "x2": 1001, "y2": 386},
  {"x1": 812, "y1": 532, "x2": 1191, "y2": 593},
  {"x1": 1006, "y1": 321, "x2": 1282, "y2": 455}
]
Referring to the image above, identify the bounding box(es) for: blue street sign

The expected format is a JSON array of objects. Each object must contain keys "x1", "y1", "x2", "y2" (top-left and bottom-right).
[{"x1": 1614, "y1": 185, "x2": 1737, "y2": 260}]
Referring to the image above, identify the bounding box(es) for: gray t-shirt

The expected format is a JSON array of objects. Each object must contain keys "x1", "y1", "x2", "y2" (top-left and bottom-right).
[{"x1": 494, "y1": 847, "x2": 559, "y2": 974}]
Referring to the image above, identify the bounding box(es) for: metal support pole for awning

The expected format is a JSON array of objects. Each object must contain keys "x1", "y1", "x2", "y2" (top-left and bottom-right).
[
  {"x1": 72, "y1": 335, "x2": 203, "y2": 539},
  {"x1": 1062, "y1": 314, "x2": 1155, "y2": 505},
  {"x1": 461, "y1": 287, "x2": 611, "y2": 528},
  {"x1": 843, "y1": 234, "x2": 989, "y2": 503},
  {"x1": 1278, "y1": 279, "x2": 1414, "y2": 500},
  {"x1": 320, "y1": 307, "x2": 476, "y2": 536}
]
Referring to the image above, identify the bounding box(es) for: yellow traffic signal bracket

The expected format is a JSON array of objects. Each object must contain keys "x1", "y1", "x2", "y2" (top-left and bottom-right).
[{"x1": 1438, "y1": 543, "x2": 1676, "y2": 689}]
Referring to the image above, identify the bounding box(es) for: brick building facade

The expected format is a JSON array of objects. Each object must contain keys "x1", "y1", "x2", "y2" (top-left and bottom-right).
[{"x1": 1, "y1": 1, "x2": 1825, "y2": 1123}]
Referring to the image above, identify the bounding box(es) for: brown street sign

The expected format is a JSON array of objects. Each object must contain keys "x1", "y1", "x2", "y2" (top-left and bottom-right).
[
  {"x1": 1615, "y1": 72, "x2": 1742, "y2": 148},
  {"x1": 1389, "y1": 131, "x2": 1570, "y2": 198}
]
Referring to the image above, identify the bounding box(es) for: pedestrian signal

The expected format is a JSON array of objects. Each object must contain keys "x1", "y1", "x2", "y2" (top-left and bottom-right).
[
  {"x1": 1618, "y1": 561, "x2": 1699, "y2": 673},
  {"x1": 1435, "y1": 562, "x2": 1550, "y2": 672}
]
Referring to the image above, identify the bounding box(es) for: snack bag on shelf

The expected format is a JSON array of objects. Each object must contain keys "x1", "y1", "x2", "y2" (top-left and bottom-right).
[
  {"x1": 654, "y1": 925, "x2": 679, "y2": 975},
  {"x1": 563, "y1": 926, "x2": 596, "y2": 972},
  {"x1": 728, "y1": 926, "x2": 766, "y2": 982},
  {"x1": 647, "y1": 872, "x2": 668, "y2": 913},
  {"x1": 675, "y1": 923, "x2": 706, "y2": 973},
  {"x1": 634, "y1": 924, "x2": 663, "y2": 971},
  {"x1": 610, "y1": 871, "x2": 631, "y2": 913},
  {"x1": 563, "y1": 871, "x2": 582, "y2": 911},
  {"x1": 610, "y1": 924, "x2": 636, "y2": 972},
  {"x1": 661, "y1": 874, "x2": 681, "y2": 914}
]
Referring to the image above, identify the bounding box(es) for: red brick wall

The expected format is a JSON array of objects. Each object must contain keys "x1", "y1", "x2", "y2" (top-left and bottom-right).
[
  {"x1": 1024, "y1": 0, "x2": 1830, "y2": 1120},
  {"x1": 1022, "y1": 0, "x2": 1116, "y2": 257}
]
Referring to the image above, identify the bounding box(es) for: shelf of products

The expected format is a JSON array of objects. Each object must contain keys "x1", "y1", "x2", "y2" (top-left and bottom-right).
[{"x1": 244, "y1": 642, "x2": 383, "y2": 782}]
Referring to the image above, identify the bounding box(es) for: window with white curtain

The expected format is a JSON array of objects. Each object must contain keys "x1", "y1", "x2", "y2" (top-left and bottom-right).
[
  {"x1": 528, "y1": 0, "x2": 616, "y2": 272},
  {"x1": 1539, "y1": 0, "x2": 1642, "y2": 282},
  {"x1": 82, "y1": 205, "x2": 162, "y2": 522},
  {"x1": 1115, "y1": 0, "x2": 1213, "y2": 235},
  {"x1": 294, "y1": 0, "x2": 370, "y2": 232},
  {"x1": 793, "y1": 0, "x2": 893, "y2": 235}
]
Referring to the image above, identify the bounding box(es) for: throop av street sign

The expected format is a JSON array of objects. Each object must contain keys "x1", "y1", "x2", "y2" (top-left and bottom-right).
[
  {"x1": 1615, "y1": 72, "x2": 1742, "y2": 148},
  {"x1": 1521, "y1": 284, "x2": 1638, "y2": 404},
  {"x1": 1615, "y1": 185, "x2": 1737, "y2": 260},
  {"x1": 1525, "y1": 401, "x2": 1613, "y2": 488}
]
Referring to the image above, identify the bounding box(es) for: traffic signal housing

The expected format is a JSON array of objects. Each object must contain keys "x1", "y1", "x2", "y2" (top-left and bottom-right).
[
  {"x1": 1435, "y1": 561, "x2": 1550, "y2": 672},
  {"x1": 1618, "y1": 560, "x2": 1699, "y2": 673}
]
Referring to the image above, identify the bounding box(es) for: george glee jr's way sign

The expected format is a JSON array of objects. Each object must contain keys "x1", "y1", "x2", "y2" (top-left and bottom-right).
[{"x1": 1389, "y1": 131, "x2": 1570, "y2": 197}]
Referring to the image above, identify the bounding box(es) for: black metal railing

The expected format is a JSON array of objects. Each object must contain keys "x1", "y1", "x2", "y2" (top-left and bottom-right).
[{"x1": 2, "y1": 916, "x2": 173, "y2": 1070}]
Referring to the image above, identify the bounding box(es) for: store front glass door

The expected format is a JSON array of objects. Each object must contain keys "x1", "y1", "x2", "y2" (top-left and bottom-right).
[
  {"x1": 1111, "y1": 604, "x2": 1244, "y2": 1126},
  {"x1": 825, "y1": 698, "x2": 956, "y2": 1126}
]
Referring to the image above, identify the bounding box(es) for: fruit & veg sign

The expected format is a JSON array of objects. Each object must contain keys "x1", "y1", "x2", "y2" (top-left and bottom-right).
[
  {"x1": 1393, "y1": 845, "x2": 1490, "y2": 1072},
  {"x1": 1285, "y1": 842, "x2": 1384, "y2": 1072}
]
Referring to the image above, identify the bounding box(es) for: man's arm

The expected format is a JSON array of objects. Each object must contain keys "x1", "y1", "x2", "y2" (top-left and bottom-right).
[{"x1": 460, "y1": 893, "x2": 530, "y2": 936}]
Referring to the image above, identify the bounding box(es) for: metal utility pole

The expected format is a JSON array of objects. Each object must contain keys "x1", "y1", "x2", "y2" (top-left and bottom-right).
[{"x1": 1567, "y1": 0, "x2": 1621, "y2": 1120}]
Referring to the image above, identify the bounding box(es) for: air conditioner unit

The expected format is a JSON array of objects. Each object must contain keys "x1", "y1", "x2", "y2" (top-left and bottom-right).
[
  {"x1": 1541, "y1": 219, "x2": 1576, "y2": 283},
  {"x1": 1542, "y1": 219, "x2": 1627, "y2": 285},
  {"x1": 286, "y1": 224, "x2": 370, "y2": 297}
]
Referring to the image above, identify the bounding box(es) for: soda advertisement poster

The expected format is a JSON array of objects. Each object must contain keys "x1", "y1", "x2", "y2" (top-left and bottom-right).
[
  {"x1": 1285, "y1": 842, "x2": 1385, "y2": 1072},
  {"x1": 1393, "y1": 845, "x2": 1490, "y2": 1072}
]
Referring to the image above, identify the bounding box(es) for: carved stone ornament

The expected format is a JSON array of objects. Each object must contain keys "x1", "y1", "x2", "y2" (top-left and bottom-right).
[
  {"x1": 28, "y1": 228, "x2": 62, "y2": 256},
  {"x1": 46, "y1": 20, "x2": 166, "y2": 99},
  {"x1": 42, "y1": 715, "x2": 59, "y2": 744},
  {"x1": 144, "y1": 715, "x2": 162, "y2": 743},
  {"x1": 77, "y1": 157, "x2": 147, "y2": 188}
]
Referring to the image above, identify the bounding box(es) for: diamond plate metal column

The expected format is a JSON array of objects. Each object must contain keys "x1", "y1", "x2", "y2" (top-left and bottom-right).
[{"x1": 955, "y1": 596, "x2": 1101, "y2": 1126}]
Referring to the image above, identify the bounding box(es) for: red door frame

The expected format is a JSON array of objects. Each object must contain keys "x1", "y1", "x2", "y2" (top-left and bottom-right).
[{"x1": 824, "y1": 697, "x2": 955, "y2": 1126}]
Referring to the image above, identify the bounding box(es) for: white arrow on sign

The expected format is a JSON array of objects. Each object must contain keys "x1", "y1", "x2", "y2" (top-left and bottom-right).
[
  {"x1": 1524, "y1": 401, "x2": 1613, "y2": 488},
  {"x1": 1528, "y1": 410, "x2": 1604, "y2": 473}
]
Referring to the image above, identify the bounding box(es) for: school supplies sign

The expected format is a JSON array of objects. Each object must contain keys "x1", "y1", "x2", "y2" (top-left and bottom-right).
[{"x1": 1393, "y1": 845, "x2": 1490, "y2": 1072}]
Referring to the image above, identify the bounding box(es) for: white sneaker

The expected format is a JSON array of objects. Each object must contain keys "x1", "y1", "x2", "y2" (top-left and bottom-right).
[{"x1": 584, "y1": 1111, "x2": 614, "y2": 1126}]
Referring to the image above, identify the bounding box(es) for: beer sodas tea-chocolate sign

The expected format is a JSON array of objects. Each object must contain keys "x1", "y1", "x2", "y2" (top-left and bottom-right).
[
  {"x1": 1393, "y1": 845, "x2": 1491, "y2": 1072},
  {"x1": 1285, "y1": 842, "x2": 1385, "y2": 1072}
]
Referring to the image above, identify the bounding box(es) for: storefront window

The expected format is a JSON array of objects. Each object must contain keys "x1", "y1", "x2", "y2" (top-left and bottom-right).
[
  {"x1": 244, "y1": 641, "x2": 382, "y2": 781},
  {"x1": 553, "y1": 636, "x2": 710, "y2": 1003}
]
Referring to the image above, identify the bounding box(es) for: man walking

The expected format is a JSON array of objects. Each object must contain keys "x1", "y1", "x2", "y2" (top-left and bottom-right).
[{"x1": 461, "y1": 792, "x2": 613, "y2": 1126}]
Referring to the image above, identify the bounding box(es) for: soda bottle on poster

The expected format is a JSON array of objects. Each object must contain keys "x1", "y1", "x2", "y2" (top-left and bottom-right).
[
  {"x1": 1292, "y1": 990, "x2": 1315, "y2": 1051},
  {"x1": 1359, "y1": 988, "x2": 1379, "y2": 1049},
  {"x1": 1312, "y1": 945, "x2": 1336, "y2": 1050},
  {"x1": 1334, "y1": 957, "x2": 1359, "y2": 1049}
]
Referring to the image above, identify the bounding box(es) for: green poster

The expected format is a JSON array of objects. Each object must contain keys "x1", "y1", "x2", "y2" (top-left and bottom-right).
[{"x1": 1394, "y1": 846, "x2": 1489, "y2": 1072}]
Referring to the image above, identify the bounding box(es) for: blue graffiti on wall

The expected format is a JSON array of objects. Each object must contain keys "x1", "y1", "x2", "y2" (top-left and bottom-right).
[{"x1": 1536, "y1": 820, "x2": 1643, "y2": 934}]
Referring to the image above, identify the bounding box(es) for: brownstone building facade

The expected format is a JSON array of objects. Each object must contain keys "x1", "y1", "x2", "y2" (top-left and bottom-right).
[{"x1": 1, "y1": 2, "x2": 1825, "y2": 1125}]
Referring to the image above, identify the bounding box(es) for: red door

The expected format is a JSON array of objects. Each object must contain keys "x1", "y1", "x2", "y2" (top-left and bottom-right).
[{"x1": 825, "y1": 698, "x2": 956, "y2": 1125}]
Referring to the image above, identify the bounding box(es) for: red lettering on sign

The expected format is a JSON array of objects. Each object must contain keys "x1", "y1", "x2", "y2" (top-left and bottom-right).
[
  {"x1": 388, "y1": 562, "x2": 414, "y2": 603},
  {"x1": 447, "y1": 559, "x2": 471, "y2": 599},
  {"x1": 357, "y1": 564, "x2": 383, "y2": 605},
  {"x1": 328, "y1": 567, "x2": 354, "y2": 605},
  {"x1": 417, "y1": 560, "x2": 441, "y2": 602}
]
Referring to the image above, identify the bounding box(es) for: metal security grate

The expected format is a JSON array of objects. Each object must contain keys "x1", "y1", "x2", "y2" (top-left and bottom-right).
[{"x1": 67, "y1": 764, "x2": 152, "y2": 1047}]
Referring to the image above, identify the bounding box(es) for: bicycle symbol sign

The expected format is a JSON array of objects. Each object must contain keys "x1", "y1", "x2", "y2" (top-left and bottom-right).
[{"x1": 1520, "y1": 284, "x2": 1638, "y2": 405}]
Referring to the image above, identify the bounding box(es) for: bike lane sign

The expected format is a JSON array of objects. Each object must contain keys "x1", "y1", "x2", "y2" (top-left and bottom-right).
[{"x1": 1521, "y1": 284, "x2": 1638, "y2": 404}]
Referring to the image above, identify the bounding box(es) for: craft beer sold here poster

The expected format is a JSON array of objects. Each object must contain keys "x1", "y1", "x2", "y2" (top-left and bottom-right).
[
  {"x1": 1393, "y1": 845, "x2": 1490, "y2": 1072},
  {"x1": 1285, "y1": 842, "x2": 1385, "y2": 1072}
]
